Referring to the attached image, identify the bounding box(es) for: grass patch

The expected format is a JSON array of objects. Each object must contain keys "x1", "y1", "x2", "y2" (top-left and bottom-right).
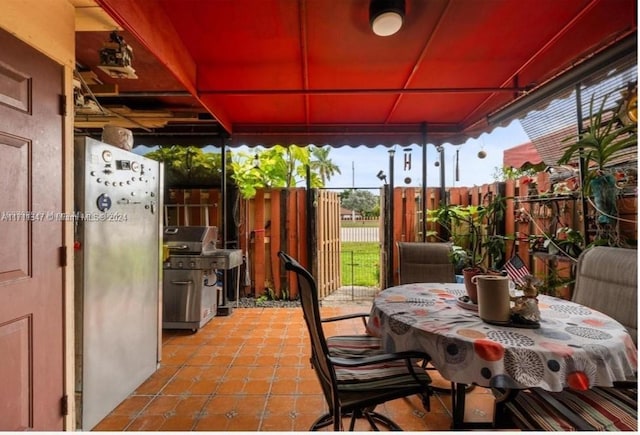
[{"x1": 341, "y1": 242, "x2": 380, "y2": 287}]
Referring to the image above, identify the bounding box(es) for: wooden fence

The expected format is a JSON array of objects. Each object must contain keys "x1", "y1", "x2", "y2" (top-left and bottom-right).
[
  {"x1": 314, "y1": 190, "x2": 342, "y2": 298},
  {"x1": 164, "y1": 189, "x2": 222, "y2": 228},
  {"x1": 241, "y1": 188, "x2": 308, "y2": 299},
  {"x1": 165, "y1": 176, "x2": 637, "y2": 300}
]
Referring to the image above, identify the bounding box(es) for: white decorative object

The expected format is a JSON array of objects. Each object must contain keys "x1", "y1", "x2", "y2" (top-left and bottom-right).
[{"x1": 101, "y1": 125, "x2": 133, "y2": 151}]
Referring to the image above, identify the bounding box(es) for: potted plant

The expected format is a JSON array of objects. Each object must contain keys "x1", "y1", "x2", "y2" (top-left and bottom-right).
[
  {"x1": 558, "y1": 92, "x2": 637, "y2": 225},
  {"x1": 536, "y1": 266, "x2": 575, "y2": 299},
  {"x1": 449, "y1": 244, "x2": 470, "y2": 275},
  {"x1": 544, "y1": 227, "x2": 584, "y2": 258},
  {"x1": 444, "y1": 196, "x2": 507, "y2": 302},
  {"x1": 521, "y1": 175, "x2": 538, "y2": 197}
]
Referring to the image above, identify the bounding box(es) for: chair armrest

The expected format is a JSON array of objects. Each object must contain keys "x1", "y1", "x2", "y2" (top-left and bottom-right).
[
  {"x1": 321, "y1": 313, "x2": 369, "y2": 322},
  {"x1": 322, "y1": 312, "x2": 370, "y2": 328}
]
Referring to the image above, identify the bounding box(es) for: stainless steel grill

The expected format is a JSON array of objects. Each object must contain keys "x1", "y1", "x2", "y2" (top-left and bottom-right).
[
  {"x1": 164, "y1": 225, "x2": 217, "y2": 255},
  {"x1": 162, "y1": 226, "x2": 242, "y2": 330}
]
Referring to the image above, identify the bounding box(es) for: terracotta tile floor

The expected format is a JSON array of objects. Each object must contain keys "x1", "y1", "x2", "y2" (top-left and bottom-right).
[{"x1": 93, "y1": 306, "x2": 498, "y2": 431}]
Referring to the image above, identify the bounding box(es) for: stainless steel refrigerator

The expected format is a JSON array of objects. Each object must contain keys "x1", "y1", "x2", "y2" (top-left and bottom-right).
[{"x1": 74, "y1": 136, "x2": 162, "y2": 430}]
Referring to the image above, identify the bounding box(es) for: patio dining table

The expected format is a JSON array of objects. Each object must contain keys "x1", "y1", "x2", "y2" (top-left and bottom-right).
[{"x1": 366, "y1": 282, "x2": 638, "y2": 429}]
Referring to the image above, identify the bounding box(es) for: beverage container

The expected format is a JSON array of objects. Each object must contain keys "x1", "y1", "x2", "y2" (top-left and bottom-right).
[{"x1": 471, "y1": 274, "x2": 512, "y2": 324}]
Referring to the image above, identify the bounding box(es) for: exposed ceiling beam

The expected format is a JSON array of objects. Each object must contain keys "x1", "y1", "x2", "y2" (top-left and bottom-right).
[
  {"x1": 385, "y1": 0, "x2": 451, "y2": 123},
  {"x1": 298, "y1": 0, "x2": 310, "y2": 124},
  {"x1": 198, "y1": 86, "x2": 530, "y2": 96}
]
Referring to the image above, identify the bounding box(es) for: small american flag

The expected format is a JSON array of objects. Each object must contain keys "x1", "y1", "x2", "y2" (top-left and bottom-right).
[{"x1": 504, "y1": 254, "x2": 530, "y2": 286}]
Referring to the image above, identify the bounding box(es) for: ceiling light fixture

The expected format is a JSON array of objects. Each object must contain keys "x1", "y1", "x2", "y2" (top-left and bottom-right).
[{"x1": 370, "y1": 0, "x2": 405, "y2": 37}]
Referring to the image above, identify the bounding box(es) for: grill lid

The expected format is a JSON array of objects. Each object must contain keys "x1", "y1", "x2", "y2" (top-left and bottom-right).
[{"x1": 164, "y1": 226, "x2": 218, "y2": 254}]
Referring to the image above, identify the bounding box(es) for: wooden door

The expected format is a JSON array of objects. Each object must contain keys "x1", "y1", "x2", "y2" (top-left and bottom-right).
[{"x1": 0, "y1": 28, "x2": 65, "y2": 430}]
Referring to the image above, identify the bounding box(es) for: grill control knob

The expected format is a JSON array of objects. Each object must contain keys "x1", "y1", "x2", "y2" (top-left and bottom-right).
[
  {"x1": 177, "y1": 261, "x2": 183, "y2": 268},
  {"x1": 189, "y1": 261, "x2": 196, "y2": 268}
]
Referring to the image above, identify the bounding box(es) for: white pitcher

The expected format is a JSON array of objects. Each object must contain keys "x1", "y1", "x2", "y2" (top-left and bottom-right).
[{"x1": 471, "y1": 274, "x2": 512, "y2": 324}]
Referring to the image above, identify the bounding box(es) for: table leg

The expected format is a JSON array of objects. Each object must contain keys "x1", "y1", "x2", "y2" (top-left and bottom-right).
[
  {"x1": 450, "y1": 382, "x2": 467, "y2": 429},
  {"x1": 450, "y1": 382, "x2": 495, "y2": 430}
]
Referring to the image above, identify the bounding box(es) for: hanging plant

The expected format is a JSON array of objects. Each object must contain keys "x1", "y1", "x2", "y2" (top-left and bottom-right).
[{"x1": 558, "y1": 91, "x2": 637, "y2": 224}]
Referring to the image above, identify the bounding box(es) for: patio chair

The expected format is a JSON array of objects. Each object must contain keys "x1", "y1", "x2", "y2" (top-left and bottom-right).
[
  {"x1": 397, "y1": 241, "x2": 466, "y2": 393},
  {"x1": 322, "y1": 310, "x2": 383, "y2": 359},
  {"x1": 397, "y1": 242, "x2": 456, "y2": 284},
  {"x1": 278, "y1": 251, "x2": 433, "y2": 431},
  {"x1": 497, "y1": 246, "x2": 638, "y2": 431}
]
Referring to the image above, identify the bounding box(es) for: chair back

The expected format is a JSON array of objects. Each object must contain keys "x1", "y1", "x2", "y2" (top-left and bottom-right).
[
  {"x1": 572, "y1": 246, "x2": 637, "y2": 344},
  {"x1": 278, "y1": 251, "x2": 336, "y2": 400},
  {"x1": 397, "y1": 242, "x2": 456, "y2": 284}
]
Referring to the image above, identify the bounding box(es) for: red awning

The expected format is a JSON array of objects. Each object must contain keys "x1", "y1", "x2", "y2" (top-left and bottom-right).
[
  {"x1": 503, "y1": 142, "x2": 543, "y2": 169},
  {"x1": 92, "y1": 0, "x2": 637, "y2": 148}
]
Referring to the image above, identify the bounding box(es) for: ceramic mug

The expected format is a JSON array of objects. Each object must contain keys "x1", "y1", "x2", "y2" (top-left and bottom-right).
[{"x1": 471, "y1": 274, "x2": 512, "y2": 324}]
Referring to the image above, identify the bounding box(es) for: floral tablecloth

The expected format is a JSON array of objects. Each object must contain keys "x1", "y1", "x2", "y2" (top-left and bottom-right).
[{"x1": 366, "y1": 283, "x2": 638, "y2": 391}]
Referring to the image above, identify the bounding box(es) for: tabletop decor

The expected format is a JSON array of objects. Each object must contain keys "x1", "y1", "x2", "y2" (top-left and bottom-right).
[
  {"x1": 471, "y1": 274, "x2": 511, "y2": 325},
  {"x1": 510, "y1": 275, "x2": 541, "y2": 326},
  {"x1": 368, "y1": 283, "x2": 637, "y2": 393}
]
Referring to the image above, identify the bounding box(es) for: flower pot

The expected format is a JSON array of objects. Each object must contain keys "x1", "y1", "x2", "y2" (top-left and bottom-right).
[
  {"x1": 590, "y1": 174, "x2": 617, "y2": 224},
  {"x1": 462, "y1": 267, "x2": 482, "y2": 303}
]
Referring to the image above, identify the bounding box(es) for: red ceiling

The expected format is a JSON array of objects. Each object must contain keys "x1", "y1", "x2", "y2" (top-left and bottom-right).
[{"x1": 96, "y1": 0, "x2": 636, "y2": 147}]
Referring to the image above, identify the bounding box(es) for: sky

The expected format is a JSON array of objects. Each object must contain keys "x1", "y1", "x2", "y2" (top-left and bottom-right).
[{"x1": 322, "y1": 119, "x2": 530, "y2": 190}]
